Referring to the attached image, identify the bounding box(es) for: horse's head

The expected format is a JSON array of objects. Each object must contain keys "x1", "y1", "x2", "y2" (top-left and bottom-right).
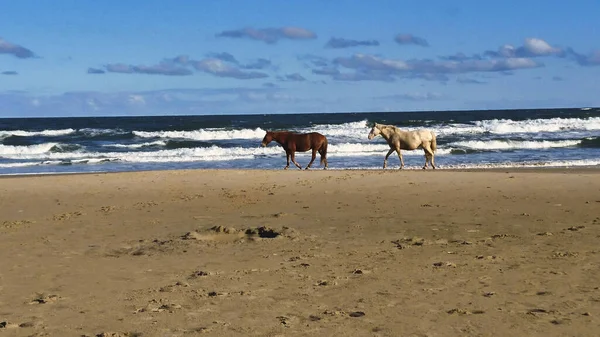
[
  {"x1": 261, "y1": 131, "x2": 273, "y2": 147},
  {"x1": 367, "y1": 123, "x2": 381, "y2": 140}
]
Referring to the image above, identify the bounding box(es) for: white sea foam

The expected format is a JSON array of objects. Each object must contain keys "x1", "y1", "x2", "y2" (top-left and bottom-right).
[
  {"x1": 308, "y1": 120, "x2": 371, "y2": 139},
  {"x1": 133, "y1": 127, "x2": 267, "y2": 140},
  {"x1": 1, "y1": 145, "x2": 281, "y2": 162},
  {"x1": 0, "y1": 129, "x2": 75, "y2": 137},
  {"x1": 0, "y1": 143, "x2": 59, "y2": 155},
  {"x1": 0, "y1": 162, "x2": 42, "y2": 168},
  {"x1": 436, "y1": 159, "x2": 600, "y2": 169},
  {"x1": 104, "y1": 140, "x2": 167, "y2": 149},
  {"x1": 79, "y1": 128, "x2": 129, "y2": 137},
  {"x1": 452, "y1": 139, "x2": 581, "y2": 150},
  {"x1": 434, "y1": 117, "x2": 600, "y2": 136}
]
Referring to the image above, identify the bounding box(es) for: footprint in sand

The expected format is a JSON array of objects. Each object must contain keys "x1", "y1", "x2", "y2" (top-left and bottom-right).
[
  {"x1": 177, "y1": 193, "x2": 205, "y2": 201},
  {"x1": 0, "y1": 321, "x2": 41, "y2": 329},
  {"x1": 433, "y1": 262, "x2": 457, "y2": 268},
  {"x1": 351, "y1": 268, "x2": 371, "y2": 275},
  {"x1": 92, "y1": 332, "x2": 142, "y2": 337},
  {"x1": 133, "y1": 201, "x2": 158, "y2": 209},
  {"x1": 188, "y1": 270, "x2": 212, "y2": 279},
  {"x1": 1, "y1": 219, "x2": 34, "y2": 229},
  {"x1": 318, "y1": 309, "x2": 366, "y2": 320},
  {"x1": 167, "y1": 327, "x2": 211, "y2": 334},
  {"x1": 105, "y1": 238, "x2": 185, "y2": 257},
  {"x1": 447, "y1": 308, "x2": 485, "y2": 315},
  {"x1": 134, "y1": 299, "x2": 182, "y2": 313},
  {"x1": 29, "y1": 293, "x2": 59, "y2": 304},
  {"x1": 98, "y1": 206, "x2": 117, "y2": 213},
  {"x1": 391, "y1": 237, "x2": 427, "y2": 249},
  {"x1": 182, "y1": 225, "x2": 299, "y2": 242},
  {"x1": 315, "y1": 280, "x2": 337, "y2": 286},
  {"x1": 490, "y1": 234, "x2": 518, "y2": 239},
  {"x1": 475, "y1": 255, "x2": 500, "y2": 261},
  {"x1": 552, "y1": 251, "x2": 579, "y2": 258},
  {"x1": 52, "y1": 211, "x2": 84, "y2": 221},
  {"x1": 0, "y1": 322, "x2": 19, "y2": 329},
  {"x1": 159, "y1": 281, "x2": 190, "y2": 293}
]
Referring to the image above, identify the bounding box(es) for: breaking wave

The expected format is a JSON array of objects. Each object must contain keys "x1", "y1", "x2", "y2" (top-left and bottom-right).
[
  {"x1": 133, "y1": 128, "x2": 267, "y2": 140},
  {"x1": 0, "y1": 129, "x2": 75, "y2": 137},
  {"x1": 452, "y1": 139, "x2": 581, "y2": 150},
  {"x1": 435, "y1": 117, "x2": 600, "y2": 136}
]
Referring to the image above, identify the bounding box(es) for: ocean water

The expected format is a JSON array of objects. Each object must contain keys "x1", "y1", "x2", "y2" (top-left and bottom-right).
[{"x1": 1, "y1": 108, "x2": 599, "y2": 175}]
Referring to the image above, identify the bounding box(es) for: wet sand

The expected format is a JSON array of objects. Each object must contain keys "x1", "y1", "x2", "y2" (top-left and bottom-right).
[{"x1": 1, "y1": 169, "x2": 599, "y2": 336}]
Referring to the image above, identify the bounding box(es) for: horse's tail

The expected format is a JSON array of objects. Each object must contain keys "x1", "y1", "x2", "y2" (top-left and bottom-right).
[
  {"x1": 431, "y1": 131, "x2": 437, "y2": 153},
  {"x1": 319, "y1": 137, "x2": 328, "y2": 166}
]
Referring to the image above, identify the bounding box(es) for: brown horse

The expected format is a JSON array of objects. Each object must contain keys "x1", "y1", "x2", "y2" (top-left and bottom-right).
[{"x1": 261, "y1": 131, "x2": 328, "y2": 170}]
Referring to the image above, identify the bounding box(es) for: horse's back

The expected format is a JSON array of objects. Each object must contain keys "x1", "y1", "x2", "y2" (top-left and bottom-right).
[
  {"x1": 308, "y1": 132, "x2": 327, "y2": 148},
  {"x1": 309, "y1": 132, "x2": 326, "y2": 140},
  {"x1": 288, "y1": 132, "x2": 326, "y2": 151},
  {"x1": 415, "y1": 129, "x2": 435, "y2": 141}
]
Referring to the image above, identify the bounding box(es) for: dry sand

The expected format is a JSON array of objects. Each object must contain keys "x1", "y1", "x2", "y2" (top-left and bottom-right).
[{"x1": 1, "y1": 169, "x2": 599, "y2": 337}]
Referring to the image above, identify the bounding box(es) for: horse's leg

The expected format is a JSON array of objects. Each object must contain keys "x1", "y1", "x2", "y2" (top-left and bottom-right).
[
  {"x1": 319, "y1": 148, "x2": 328, "y2": 170},
  {"x1": 290, "y1": 151, "x2": 302, "y2": 169},
  {"x1": 422, "y1": 143, "x2": 435, "y2": 169},
  {"x1": 398, "y1": 151, "x2": 405, "y2": 169},
  {"x1": 305, "y1": 148, "x2": 317, "y2": 170},
  {"x1": 285, "y1": 151, "x2": 290, "y2": 170},
  {"x1": 395, "y1": 144, "x2": 404, "y2": 169},
  {"x1": 383, "y1": 148, "x2": 395, "y2": 169}
]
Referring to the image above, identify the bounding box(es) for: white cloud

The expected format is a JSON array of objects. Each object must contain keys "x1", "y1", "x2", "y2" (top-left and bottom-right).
[
  {"x1": 193, "y1": 58, "x2": 268, "y2": 79},
  {"x1": 522, "y1": 38, "x2": 562, "y2": 56},
  {"x1": 215, "y1": 26, "x2": 317, "y2": 44}
]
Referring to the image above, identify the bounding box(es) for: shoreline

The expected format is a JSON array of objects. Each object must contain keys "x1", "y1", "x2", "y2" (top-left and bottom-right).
[{"x1": 2, "y1": 164, "x2": 600, "y2": 179}]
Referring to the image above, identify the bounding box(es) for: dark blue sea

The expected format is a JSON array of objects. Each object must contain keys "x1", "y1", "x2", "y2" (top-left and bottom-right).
[{"x1": 1, "y1": 108, "x2": 600, "y2": 175}]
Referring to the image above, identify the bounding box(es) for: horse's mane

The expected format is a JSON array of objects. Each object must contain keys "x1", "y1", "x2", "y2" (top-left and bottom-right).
[{"x1": 378, "y1": 124, "x2": 400, "y2": 132}]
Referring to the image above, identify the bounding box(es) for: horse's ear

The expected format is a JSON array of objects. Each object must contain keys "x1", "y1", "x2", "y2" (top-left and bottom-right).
[{"x1": 366, "y1": 121, "x2": 375, "y2": 128}]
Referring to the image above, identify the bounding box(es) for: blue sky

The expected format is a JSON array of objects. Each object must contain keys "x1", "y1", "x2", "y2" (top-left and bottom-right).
[{"x1": 1, "y1": 0, "x2": 599, "y2": 117}]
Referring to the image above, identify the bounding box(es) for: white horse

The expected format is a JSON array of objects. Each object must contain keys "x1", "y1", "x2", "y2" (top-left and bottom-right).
[{"x1": 367, "y1": 122, "x2": 437, "y2": 169}]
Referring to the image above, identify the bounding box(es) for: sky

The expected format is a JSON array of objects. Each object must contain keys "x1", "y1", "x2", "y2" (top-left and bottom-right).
[{"x1": 1, "y1": 0, "x2": 599, "y2": 117}]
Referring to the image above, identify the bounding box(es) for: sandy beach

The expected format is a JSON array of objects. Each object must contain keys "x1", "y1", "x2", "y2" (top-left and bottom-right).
[{"x1": 1, "y1": 168, "x2": 599, "y2": 337}]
